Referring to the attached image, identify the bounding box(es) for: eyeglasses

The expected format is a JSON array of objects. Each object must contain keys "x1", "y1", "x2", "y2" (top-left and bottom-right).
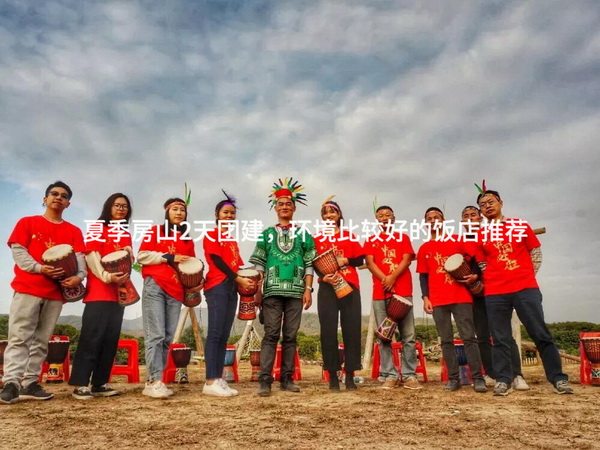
[{"x1": 113, "y1": 203, "x2": 129, "y2": 210}]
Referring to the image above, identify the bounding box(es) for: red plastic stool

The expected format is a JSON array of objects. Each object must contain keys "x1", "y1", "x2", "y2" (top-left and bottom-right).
[
  {"x1": 163, "y1": 343, "x2": 189, "y2": 384},
  {"x1": 371, "y1": 341, "x2": 428, "y2": 382},
  {"x1": 272, "y1": 345, "x2": 302, "y2": 381},
  {"x1": 322, "y1": 344, "x2": 345, "y2": 382},
  {"x1": 39, "y1": 335, "x2": 70, "y2": 383},
  {"x1": 110, "y1": 339, "x2": 140, "y2": 383},
  {"x1": 580, "y1": 331, "x2": 600, "y2": 385}
]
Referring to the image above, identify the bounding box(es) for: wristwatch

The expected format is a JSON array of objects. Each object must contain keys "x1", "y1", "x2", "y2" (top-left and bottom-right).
[{"x1": 305, "y1": 286, "x2": 314, "y2": 293}]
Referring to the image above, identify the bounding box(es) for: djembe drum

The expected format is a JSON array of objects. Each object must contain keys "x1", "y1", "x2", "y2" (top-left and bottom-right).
[
  {"x1": 250, "y1": 350, "x2": 261, "y2": 382},
  {"x1": 171, "y1": 347, "x2": 192, "y2": 384},
  {"x1": 101, "y1": 250, "x2": 140, "y2": 306},
  {"x1": 312, "y1": 249, "x2": 353, "y2": 299},
  {"x1": 581, "y1": 337, "x2": 600, "y2": 386},
  {"x1": 176, "y1": 258, "x2": 204, "y2": 307},
  {"x1": 375, "y1": 295, "x2": 413, "y2": 343},
  {"x1": 42, "y1": 244, "x2": 86, "y2": 302},
  {"x1": 222, "y1": 347, "x2": 236, "y2": 383},
  {"x1": 454, "y1": 343, "x2": 472, "y2": 385},
  {"x1": 0, "y1": 340, "x2": 7, "y2": 381},
  {"x1": 237, "y1": 269, "x2": 260, "y2": 320},
  {"x1": 443, "y1": 254, "x2": 483, "y2": 295},
  {"x1": 45, "y1": 337, "x2": 70, "y2": 383}
]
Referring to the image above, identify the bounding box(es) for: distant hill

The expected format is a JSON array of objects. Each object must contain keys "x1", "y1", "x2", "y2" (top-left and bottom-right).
[{"x1": 57, "y1": 311, "x2": 437, "y2": 336}]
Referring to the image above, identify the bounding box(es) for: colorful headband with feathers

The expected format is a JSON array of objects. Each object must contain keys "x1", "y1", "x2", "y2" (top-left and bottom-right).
[
  {"x1": 321, "y1": 195, "x2": 339, "y2": 211},
  {"x1": 220, "y1": 189, "x2": 237, "y2": 207},
  {"x1": 372, "y1": 195, "x2": 378, "y2": 217},
  {"x1": 269, "y1": 177, "x2": 306, "y2": 208},
  {"x1": 474, "y1": 179, "x2": 487, "y2": 195}
]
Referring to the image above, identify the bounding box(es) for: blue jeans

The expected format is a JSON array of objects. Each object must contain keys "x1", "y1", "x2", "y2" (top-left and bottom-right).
[
  {"x1": 204, "y1": 280, "x2": 238, "y2": 380},
  {"x1": 372, "y1": 297, "x2": 417, "y2": 380},
  {"x1": 486, "y1": 288, "x2": 567, "y2": 385},
  {"x1": 142, "y1": 277, "x2": 182, "y2": 382}
]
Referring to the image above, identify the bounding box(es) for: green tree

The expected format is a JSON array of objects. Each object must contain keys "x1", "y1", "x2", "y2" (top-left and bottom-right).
[{"x1": 0, "y1": 315, "x2": 8, "y2": 339}]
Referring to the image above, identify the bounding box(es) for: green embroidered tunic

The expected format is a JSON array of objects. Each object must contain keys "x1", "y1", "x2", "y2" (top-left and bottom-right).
[{"x1": 249, "y1": 226, "x2": 316, "y2": 299}]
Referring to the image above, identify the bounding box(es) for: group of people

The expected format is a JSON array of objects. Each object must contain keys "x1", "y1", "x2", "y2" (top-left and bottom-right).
[{"x1": 0, "y1": 177, "x2": 573, "y2": 405}]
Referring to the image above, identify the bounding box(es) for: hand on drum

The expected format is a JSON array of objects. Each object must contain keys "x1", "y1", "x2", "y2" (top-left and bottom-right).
[
  {"x1": 335, "y1": 256, "x2": 348, "y2": 268},
  {"x1": 423, "y1": 296, "x2": 433, "y2": 314},
  {"x1": 109, "y1": 271, "x2": 129, "y2": 285},
  {"x1": 323, "y1": 273, "x2": 341, "y2": 285},
  {"x1": 174, "y1": 254, "x2": 190, "y2": 263},
  {"x1": 188, "y1": 279, "x2": 204, "y2": 293},
  {"x1": 60, "y1": 275, "x2": 83, "y2": 288},
  {"x1": 236, "y1": 276, "x2": 256, "y2": 291},
  {"x1": 457, "y1": 273, "x2": 478, "y2": 285},
  {"x1": 41, "y1": 265, "x2": 65, "y2": 279}
]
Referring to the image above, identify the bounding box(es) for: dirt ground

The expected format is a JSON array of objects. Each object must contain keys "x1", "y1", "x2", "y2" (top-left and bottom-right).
[{"x1": 1, "y1": 362, "x2": 597, "y2": 450}]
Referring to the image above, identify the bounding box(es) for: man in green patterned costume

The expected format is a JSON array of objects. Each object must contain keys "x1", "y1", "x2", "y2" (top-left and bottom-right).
[{"x1": 250, "y1": 178, "x2": 316, "y2": 397}]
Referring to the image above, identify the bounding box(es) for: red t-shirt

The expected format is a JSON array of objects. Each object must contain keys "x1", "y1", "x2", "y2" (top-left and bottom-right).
[
  {"x1": 364, "y1": 232, "x2": 414, "y2": 299},
  {"x1": 416, "y1": 237, "x2": 472, "y2": 307},
  {"x1": 84, "y1": 225, "x2": 133, "y2": 303},
  {"x1": 474, "y1": 219, "x2": 540, "y2": 295},
  {"x1": 139, "y1": 225, "x2": 196, "y2": 301},
  {"x1": 7, "y1": 215, "x2": 85, "y2": 301},
  {"x1": 314, "y1": 231, "x2": 363, "y2": 289},
  {"x1": 203, "y1": 227, "x2": 244, "y2": 292}
]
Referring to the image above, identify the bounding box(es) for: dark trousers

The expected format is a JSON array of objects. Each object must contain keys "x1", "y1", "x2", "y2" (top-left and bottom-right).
[
  {"x1": 204, "y1": 280, "x2": 238, "y2": 380},
  {"x1": 486, "y1": 288, "x2": 567, "y2": 385},
  {"x1": 472, "y1": 296, "x2": 522, "y2": 379},
  {"x1": 259, "y1": 296, "x2": 303, "y2": 382},
  {"x1": 69, "y1": 301, "x2": 124, "y2": 387},
  {"x1": 317, "y1": 283, "x2": 362, "y2": 373},
  {"x1": 432, "y1": 303, "x2": 483, "y2": 381}
]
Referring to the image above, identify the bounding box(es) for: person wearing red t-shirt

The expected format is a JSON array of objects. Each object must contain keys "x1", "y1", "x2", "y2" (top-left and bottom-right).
[
  {"x1": 315, "y1": 198, "x2": 364, "y2": 391},
  {"x1": 202, "y1": 191, "x2": 254, "y2": 397},
  {"x1": 461, "y1": 205, "x2": 529, "y2": 391},
  {"x1": 417, "y1": 207, "x2": 486, "y2": 393},
  {"x1": 474, "y1": 188, "x2": 572, "y2": 396},
  {"x1": 1, "y1": 181, "x2": 86, "y2": 405},
  {"x1": 137, "y1": 197, "x2": 201, "y2": 399},
  {"x1": 365, "y1": 205, "x2": 421, "y2": 390},
  {"x1": 69, "y1": 193, "x2": 134, "y2": 400}
]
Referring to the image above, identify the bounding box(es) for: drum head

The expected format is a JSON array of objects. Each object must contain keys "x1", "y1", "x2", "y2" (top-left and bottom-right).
[
  {"x1": 42, "y1": 244, "x2": 73, "y2": 262},
  {"x1": 179, "y1": 257, "x2": 204, "y2": 274},
  {"x1": 101, "y1": 250, "x2": 129, "y2": 263},
  {"x1": 443, "y1": 253, "x2": 465, "y2": 272},
  {"x1": 238, "y1": 269, "x2": 259, "y2": 278}
]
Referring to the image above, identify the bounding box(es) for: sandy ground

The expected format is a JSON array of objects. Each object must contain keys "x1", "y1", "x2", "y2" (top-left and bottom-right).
[{"x1": 1, "y1": 362, "x2": 597, "y2": 450}]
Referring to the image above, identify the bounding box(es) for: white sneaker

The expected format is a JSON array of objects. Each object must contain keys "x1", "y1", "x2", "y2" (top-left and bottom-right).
[
  {"x1": 218, "y1": 378, "x2": 238, "y2": 396},
  {"x1": 484, "y1": 375, "x2": 496, "y2": 387},
  {"x1": 512, "y1": 375, "x2": 530, "y2": 391},
  {"x1": 203, "y1": 380, "x2": 233, "y2": 397},
  {"x1": 142, "y1": 380, "x2": 171, "y2": 399}
]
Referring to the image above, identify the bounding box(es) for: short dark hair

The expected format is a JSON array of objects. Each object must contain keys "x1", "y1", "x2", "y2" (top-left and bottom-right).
[
  {"x1": 476, "y1": 190, "x2": 501, "y2": 204},
  {"x1": 424, "y1": 206, "x2": 444, "y2": 219},
  {"x1": 321, "y1": 200, "x2": 344, "y2": 226},
  {"x1": 98, "y1": 193, "x2": 132, "y2": 224},
  {"x1": 376, "y1": 205, "x2": 394, "y2": 214},
  {"x1": 45, "y1": 181, "x2": 73, "y2": 199}
]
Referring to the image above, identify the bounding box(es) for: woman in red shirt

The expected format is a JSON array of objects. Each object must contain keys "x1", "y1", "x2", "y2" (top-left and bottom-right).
[
  {"x1": 70, "y1": 193, "x2": 133, "y2": 400},
  {"x1": 202, "y1": 192, "x2": 254, "y2": 397},
  {"x1": 315, "y1": 198, "x2": 364, "y2": 391},
  {"x1": 138, "y1": 197, "x2": 200, "y2": 399}
]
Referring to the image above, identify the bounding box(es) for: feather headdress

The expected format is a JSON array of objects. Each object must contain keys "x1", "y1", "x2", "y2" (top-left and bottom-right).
[{"x1": 269, "y1": 177, "x2": 307, "y2": 208}]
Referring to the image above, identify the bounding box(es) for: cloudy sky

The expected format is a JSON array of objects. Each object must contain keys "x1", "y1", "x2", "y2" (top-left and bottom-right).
[{"x1": 1, "y1": 0, "x2": 599, "y2": 323}]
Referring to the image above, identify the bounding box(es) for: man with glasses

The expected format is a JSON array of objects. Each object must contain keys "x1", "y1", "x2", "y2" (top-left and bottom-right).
[
  {"x1": 1, "y1": 181, "x2": 86, "y2": 404},
  {"x1": 474, "y1": 188, "x2": 572, "y2": 396}
]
